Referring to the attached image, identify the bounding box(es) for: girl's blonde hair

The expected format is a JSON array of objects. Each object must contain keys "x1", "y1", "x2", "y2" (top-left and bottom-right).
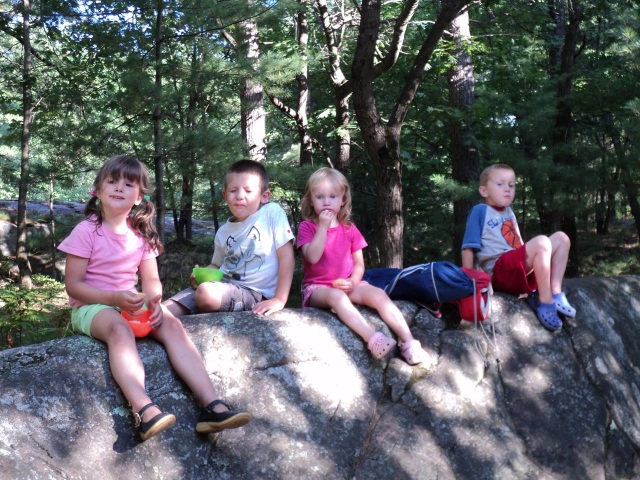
[
  {"x1": 85, "y1": 155, "x2": 163, "y2": 253},
  {"x1": 300, "y1": 167, "x2": 352, "y2": 225}
]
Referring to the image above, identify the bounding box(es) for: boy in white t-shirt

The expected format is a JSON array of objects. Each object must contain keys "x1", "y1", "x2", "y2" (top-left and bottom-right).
[{"x1": 165, "y1": 160, "x2": 295, "y2": 317}]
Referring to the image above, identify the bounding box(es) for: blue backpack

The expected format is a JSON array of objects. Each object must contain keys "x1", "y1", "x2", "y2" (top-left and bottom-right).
[{"x1": 363, "y1": 261, "x2": 491, "y2": 321}]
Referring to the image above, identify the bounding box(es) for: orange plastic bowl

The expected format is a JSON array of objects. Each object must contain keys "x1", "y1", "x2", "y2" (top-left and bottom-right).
[
  {"x1": 121, "y1": 309, "x2": 153, "y2": 338},
  {"x1": 193, "y1": 267, "x2": 224, "y2": 284}
]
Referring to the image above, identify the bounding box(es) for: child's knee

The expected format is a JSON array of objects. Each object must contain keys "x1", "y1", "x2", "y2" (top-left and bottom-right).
[
  {"x1": 158, "y1": 315, "x2": 187, "y2": 338},
  {"x1": 108, "y1": 319, "x2": 137, "y2": 343},
  {"x1": 195, "y1": 284, "x2": 222, "y2": 311},
  {"x1": 326, "y1": 287, "x2": 350, "y2": 305},
  {"x1": 551, "y1": 231, "x2": 571, "y2": 247},
  {"x1": 528, "y1": 235, "x2": 552, "y2": 253}
]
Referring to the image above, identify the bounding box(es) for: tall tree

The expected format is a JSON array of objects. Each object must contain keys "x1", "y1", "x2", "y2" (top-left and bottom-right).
[
  {"x1": 17, "y1": 0, "x2": 33, "y2": 288},
  {"x1": 266, "y1": 0, "x2": 318, "y2": 166},
  {"x1": 153, "y1": 0, "x2": 167, "y2": 246},
  {"x1": 548, "y1": 0, "x2": 583, "y2": 273},
  {"x1": 446, "y1": 5, "x2": 479, "y2": 263},
  {"x1": 315, "y1": 0, "x2": 357, "y2": 170},
  {"x1": 351, "y1": 0, "x2": 474, "y2": 267},
  {"x1": 239, "y1": 8, "x2": 267, "y2": 162}
]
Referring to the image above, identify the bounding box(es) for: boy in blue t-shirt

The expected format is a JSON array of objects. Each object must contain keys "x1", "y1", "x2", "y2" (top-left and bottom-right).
[{"x1": 461, "y1": 163, "x2": 575, "y2": 331}]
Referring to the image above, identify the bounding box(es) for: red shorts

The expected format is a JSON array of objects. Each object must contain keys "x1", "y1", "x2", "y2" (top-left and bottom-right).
[{"x1": 491, "y1": 245, "x2": 537, "y2": 296}]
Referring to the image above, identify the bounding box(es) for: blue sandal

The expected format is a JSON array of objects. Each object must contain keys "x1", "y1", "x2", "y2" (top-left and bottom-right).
[
  {"x1": 527, "y1": 292, "x2": 562, "y2": 332},
  {"x1": 553, "y1": 292, "x2": 576, "y2": 318}
]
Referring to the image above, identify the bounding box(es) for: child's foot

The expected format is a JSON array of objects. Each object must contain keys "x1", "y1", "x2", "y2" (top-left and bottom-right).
[
  {"x1": 134, "y1": 403, "x2": 176, "y2": 441},
  {"x1": 553, "y1": 292, "x2": 576, "y2": 318},
  {"x1": 527, "y1": 292, "x2": 562, "y2": 332},
  {"x1": 367, "y1": 331, "x2": 397, "y2": 359},
  {"x1": 400, "y1": 339, "x2": 426, "y2": 365},
  {"x1": 196, "y1": 400, "x2": 252, "y2": 434}
]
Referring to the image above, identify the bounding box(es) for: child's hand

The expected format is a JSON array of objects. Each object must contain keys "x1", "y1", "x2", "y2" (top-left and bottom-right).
[
  {"x1": 332, "y1": 278, "x2": 355, "y2": 293},
  {"x1": 118, "y1": 291, "x2": 145, "y2": 313},
  {"x1": 252, "y1": 298, "x2": 285, "y2": 316},
  {"x1": 318, "y1": 209, "x2": 335, "y2": 229},
  {"x1": 147, "y1": 293, "x2": 164, "y2": 328}
]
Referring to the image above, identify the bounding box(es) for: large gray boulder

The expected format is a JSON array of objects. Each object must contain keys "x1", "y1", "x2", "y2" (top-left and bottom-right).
[{"x1": 1, "y1": 276, "x2": 639, "y2": 479}]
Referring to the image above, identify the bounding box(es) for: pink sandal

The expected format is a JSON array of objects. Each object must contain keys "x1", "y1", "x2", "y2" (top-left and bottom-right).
[
  {"x1": 401, "y1": 340, "x2": 425, "y2": 365},
  {"x1": 367, "y1": 332, "x2": 397, "y2": 359}
]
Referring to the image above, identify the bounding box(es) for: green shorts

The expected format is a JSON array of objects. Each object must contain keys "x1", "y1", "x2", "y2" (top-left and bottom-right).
[
  {"x1": 71, "y1": 304, "x2": 114, "y2": 337},
  {"x1": 71, "y1": 304, "x2": 150, "y2": 337}
]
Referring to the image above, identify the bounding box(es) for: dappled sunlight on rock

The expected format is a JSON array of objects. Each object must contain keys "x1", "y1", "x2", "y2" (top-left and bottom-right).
[{"x1": 2, "y1": 277, "x2": 640, "y2": 478}]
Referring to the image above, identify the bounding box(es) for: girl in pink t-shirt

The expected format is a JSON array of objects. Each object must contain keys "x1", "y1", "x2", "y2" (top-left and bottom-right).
[
  {"x1": 297, "y1": 168, "x2": 426, "y2": 365},
  {"x1": 59, "y1": 155, "x2": 250, "y2": 441}
]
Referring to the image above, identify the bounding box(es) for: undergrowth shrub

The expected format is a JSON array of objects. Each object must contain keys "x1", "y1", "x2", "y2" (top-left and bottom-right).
[{"x1": 0, "y1": 274, "x2": 72, "y2": 350}]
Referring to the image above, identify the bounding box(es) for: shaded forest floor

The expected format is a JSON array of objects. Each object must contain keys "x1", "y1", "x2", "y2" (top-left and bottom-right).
[{"x1": 575, "y1": 218, "x2": 640, "y2": 277}]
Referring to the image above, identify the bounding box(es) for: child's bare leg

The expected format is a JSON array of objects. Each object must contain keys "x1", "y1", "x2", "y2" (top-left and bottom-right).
[
  {"x1": 309, "y1": 287, "x2": 376, "y2": 341},
  {"x1": 194, "y1": 282, "x2": 225, "y2": 312},
  {"x1": 152, "y1": 308, "x2": 224, "y2": 410},
  {"x1": 90, "y1": 309, "x2": 157, "y2": 416},
  {"x1": 162, "y1": 298, "x2": 190, "y2": 317},
  {"x1": 526, "y1": 235, "x2": 553, "y2": 304},
  {"x1": 349, "y1": 284, "x2": 414, "y2": 344},
  {"x1": 548, "y1": 231, "x2": 571, "y2": 294}
]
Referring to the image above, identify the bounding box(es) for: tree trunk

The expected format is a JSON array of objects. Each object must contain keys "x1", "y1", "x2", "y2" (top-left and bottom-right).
[
  {"x1": 352, "y1": 0, "x2": 472, "y2": 267},
  {"x1": 296, "y1": 0, "x2": 313, "y2": 165},
  {"x1": 153, "y1": 0, "x2": 166, "y2": 247},
  {"x1": 48, "y1": 175, "x2": 58, "y2": 279},
  {"x1": 175, "y1": 44, "x2": 201, "y2": 243},
  {"x1": 240, "y1": 12, "x2": 267, "y2": 162},
  {"x1": 208, "y1": 176, "x2": 220, "y2": 233},
  {"x1": 316, "y1": 0, "x2": 352, "y2": 170},
  {"x1": 266, "y1": 0, "x2": 320, "y2": 166},
  {"x1": 177, "y1": 172, "x2": 194, "y2": 242},
  {"x1": 604, "y1": 114, "x2": 640, "y2": 242},
  {"x1": 165, "y1": 165, "x2": 180, "y2": 240},
  {"x1": 17, "y1": 0, "x2": 33, "y2": 289},
  {"x1": 548, "y1": 0, "x2": 583, "y2": 274},
  {"x1": 446, "y1": 6, "x2": 479, "y2": 264}
]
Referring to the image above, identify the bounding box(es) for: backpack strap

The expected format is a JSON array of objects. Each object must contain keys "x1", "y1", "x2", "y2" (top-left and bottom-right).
[{"x1": 384, "y1": 263, "x2": 432, "y2": 296}]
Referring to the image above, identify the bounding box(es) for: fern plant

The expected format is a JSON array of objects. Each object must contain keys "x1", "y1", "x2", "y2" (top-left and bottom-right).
[{"x1": 0, "y1": 274, "x2": 71, "y2": 349}]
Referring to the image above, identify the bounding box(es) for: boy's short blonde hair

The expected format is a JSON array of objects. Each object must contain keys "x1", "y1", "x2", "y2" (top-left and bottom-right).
[{"x1": 479, "y1": 163, "x2": 515, "y2": 186}]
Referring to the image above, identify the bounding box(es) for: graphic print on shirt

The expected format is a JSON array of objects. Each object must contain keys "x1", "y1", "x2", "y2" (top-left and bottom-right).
[
  {"x1": 501, "y1": 219, "x2": 522, "y2": 248},
  {"x1": 223, "y1": 226, "x2": 264, "y2": 278}
]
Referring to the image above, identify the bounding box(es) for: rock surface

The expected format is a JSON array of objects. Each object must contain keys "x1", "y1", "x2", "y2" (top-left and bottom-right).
[{"x1": 1, "y1": 276, "x2": 640, "y2": 479}]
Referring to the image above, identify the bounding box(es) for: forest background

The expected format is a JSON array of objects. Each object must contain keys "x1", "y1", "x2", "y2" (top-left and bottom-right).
[{"x1": 1, "y1": 0, "x2": 639, "y2": 348}]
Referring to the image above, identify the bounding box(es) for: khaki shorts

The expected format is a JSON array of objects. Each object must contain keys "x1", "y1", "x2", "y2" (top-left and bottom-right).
[{"x1": 169, "y1": 281, "x2": 264, "y2": 313}]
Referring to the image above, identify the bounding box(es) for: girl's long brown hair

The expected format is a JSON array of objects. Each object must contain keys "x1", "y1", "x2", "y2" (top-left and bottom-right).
[
  {"x1": 85, "y1": 155, "x2": 163, "y2": 253},
  {"x1": 300, "y1": 167, "x2": 352, "y2": 225}
]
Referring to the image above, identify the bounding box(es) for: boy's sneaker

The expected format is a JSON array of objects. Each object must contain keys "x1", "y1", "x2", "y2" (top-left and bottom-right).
[
  {"x1": 527, "y1": 292, "x2": 562, "y2": 332},
  {"x1": 553, "y1": 292, "x2": 576, "y2": 318},
  {"x1": 196, "y1": 400, "x2": 252, "y2": 434}
]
